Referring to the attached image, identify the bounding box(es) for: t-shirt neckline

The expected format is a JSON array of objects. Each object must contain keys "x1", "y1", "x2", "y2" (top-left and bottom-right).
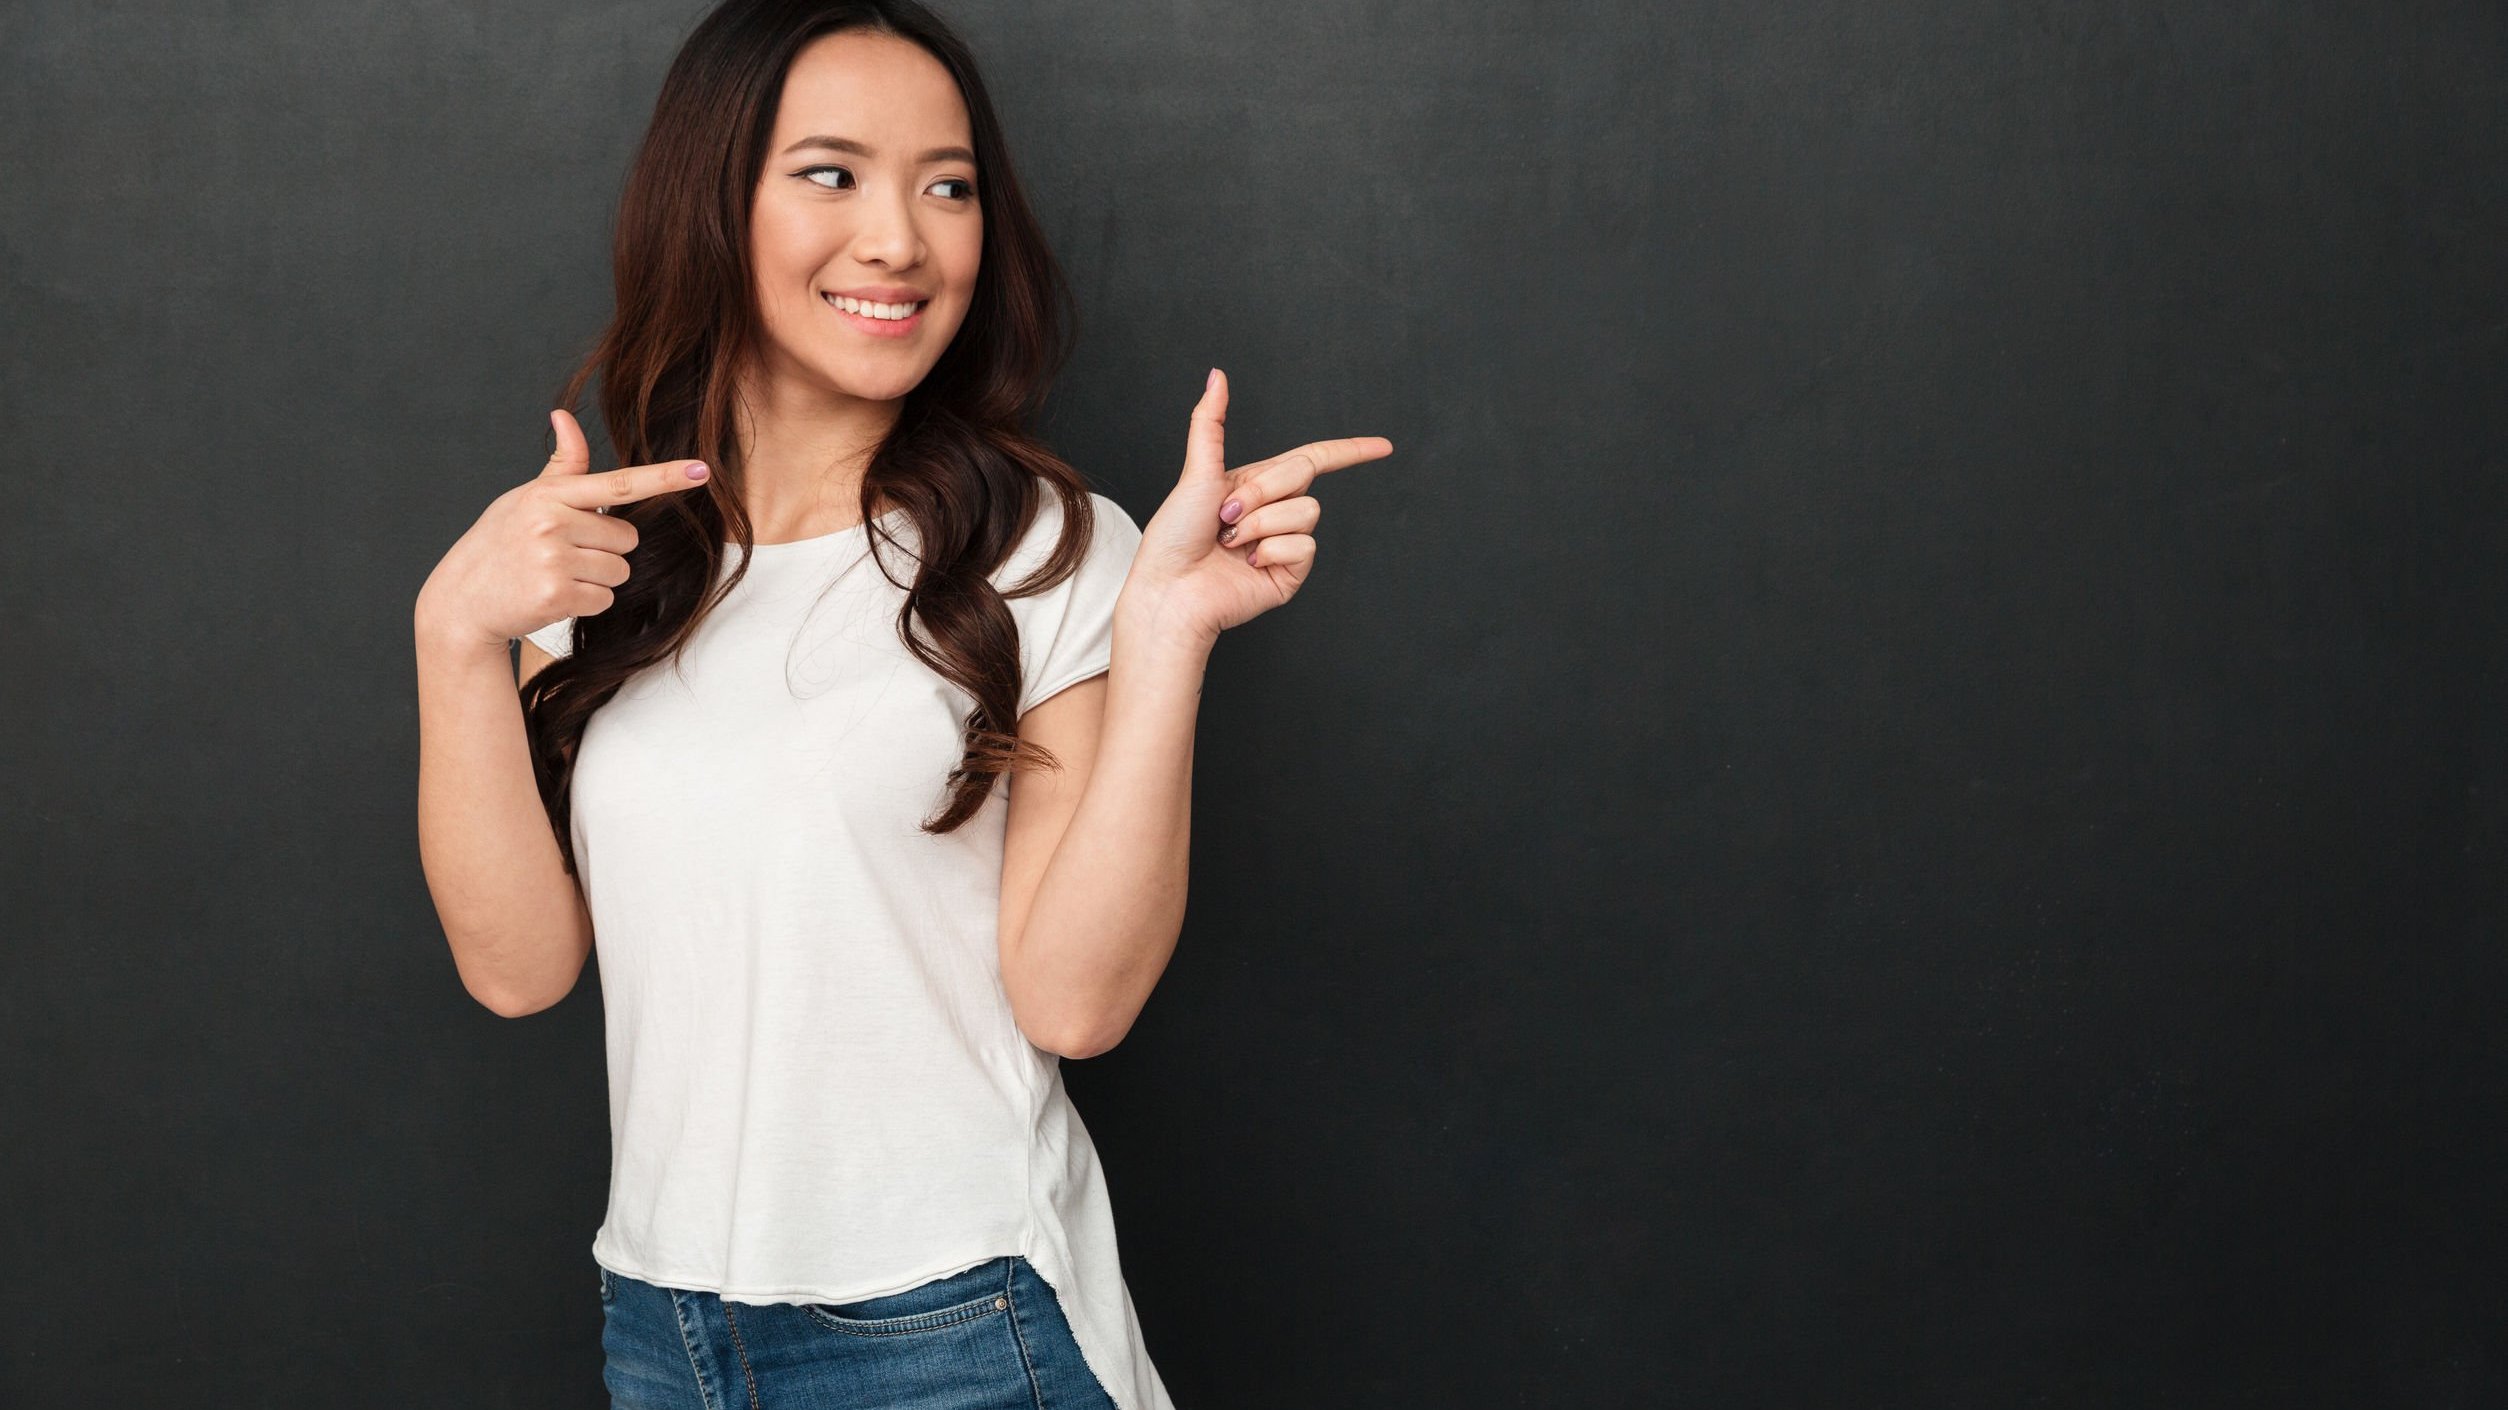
[{"x1": 728, "y1": 505, "x2": 912, "y2": 556}]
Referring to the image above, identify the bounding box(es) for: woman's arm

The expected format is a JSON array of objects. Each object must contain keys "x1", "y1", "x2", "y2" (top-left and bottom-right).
[
  {"x1": 999, "y1": 610, "x2": 1208, "y2": 1058},
  {"x1": 1000, "y1": 368, "x2": 1392, "y2": 1057},
  {"x1": 414, "y1": 614, "x2": 593, "y2": 1017},
  {"x1": 412, "y1": 409, "x2": 706, "y2": 1017}
]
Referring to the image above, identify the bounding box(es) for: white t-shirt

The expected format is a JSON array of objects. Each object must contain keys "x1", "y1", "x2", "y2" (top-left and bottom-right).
[{"x1": 523, "y1": 489, "x2": 1173, "y2": 1410}]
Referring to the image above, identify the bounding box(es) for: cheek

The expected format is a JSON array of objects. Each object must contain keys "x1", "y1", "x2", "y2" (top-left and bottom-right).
[
  {"x1": 749, "y1": 199, "x2": 827, "y2": 279},
  {"x1": 941, "y1": 235, "x2": 982, "y2": 318},
  {"x1": 756, "y1": 264, "x2": 812, "y2": 330}
]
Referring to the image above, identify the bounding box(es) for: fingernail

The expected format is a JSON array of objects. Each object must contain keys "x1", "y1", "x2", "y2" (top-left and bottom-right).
[
  {"x1": 1217, "y1": 523, "x2": 1237, "y2": 544},
  {"x1": 1219, "y1": 497, "x2": 1242, "y2": 523},
  {"x1": 1246, "y1": 546, "x2": 1259, "y2": 565},
  {"x1": 1206, "y1": 368, "x2": 1220, "y2": 393},
  {"x1": 687, "y1": 462, "x2": 709, "y2": 479}
]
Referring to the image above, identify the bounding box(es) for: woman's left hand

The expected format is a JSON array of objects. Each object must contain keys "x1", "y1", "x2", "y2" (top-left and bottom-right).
[{"x1": 1121, "y1": 368, "x2": 1394, "y2": 651}]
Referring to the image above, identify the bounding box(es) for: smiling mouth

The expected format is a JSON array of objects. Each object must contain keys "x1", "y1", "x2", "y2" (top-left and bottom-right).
[{"x1": 821, "y1": 292, "x2": 928, "y2": 322}]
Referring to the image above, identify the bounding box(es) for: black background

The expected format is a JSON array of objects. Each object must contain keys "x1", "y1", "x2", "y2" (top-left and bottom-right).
[{"x1": 3, "y1": 1, "x2": 2503, "y2": 1405}]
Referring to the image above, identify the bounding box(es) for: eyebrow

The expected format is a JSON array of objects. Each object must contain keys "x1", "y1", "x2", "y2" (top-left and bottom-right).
[{"x1": 779, "y1": 135, "x2": 977, "y2": 165}]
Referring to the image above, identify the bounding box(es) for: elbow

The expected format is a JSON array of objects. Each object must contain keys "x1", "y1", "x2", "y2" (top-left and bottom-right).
[
  {"x1": 450, "y1": 918, "x2": 591, "y2": 1018},
  {"x1": 460, "y1": 954, "x2": 578, "y2": 1018},
  {"x1": 1049, "y1": 1012, "x2": 1136, "y2": 1062},
  {"x1": 1017, "y1": 1007, "x2": 1126, "y2": 1061},
  {"x1": 450, "y1": 949, "x2": 538, "y2": 1016},
  {"x1": 471, "y1": 981, "x2": 557, "y2": 1019},
  {"x1": 1053, "y1": 1031, "x2": 1111, "y2": 1062},
  {"x1": 1003, "y1": 947, "x2": 1148, "y2": 1059},
  {"x1": 1021, "y1": 1019, "x2": 1092, "y2": 1060}
]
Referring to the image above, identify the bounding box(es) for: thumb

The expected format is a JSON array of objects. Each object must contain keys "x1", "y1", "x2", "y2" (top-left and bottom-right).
[
  {"x1": 1180, "y1": 367, "x2": 1228, "y2": 483},
  {"x1": 538, "y1": 408, "x2": 592, "y2": 479}
]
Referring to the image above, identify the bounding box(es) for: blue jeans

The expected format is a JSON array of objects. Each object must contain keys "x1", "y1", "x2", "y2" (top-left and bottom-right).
[{"x1": 599, "y1": 1254, "x2": 1120, "y2": 1409}]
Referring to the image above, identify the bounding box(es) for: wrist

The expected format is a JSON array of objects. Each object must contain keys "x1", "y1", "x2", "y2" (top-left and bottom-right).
[
  {"x1": 1112, "y1": 585, "x2": 1216, "y2": 662},
  {"x1": 413, "y1": 602, "x2": 514, "y2": 669}
]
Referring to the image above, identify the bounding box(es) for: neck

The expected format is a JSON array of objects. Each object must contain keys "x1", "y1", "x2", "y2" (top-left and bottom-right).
[{"x1": 731, "y1": 363, "x2": 903, "y2": 540}]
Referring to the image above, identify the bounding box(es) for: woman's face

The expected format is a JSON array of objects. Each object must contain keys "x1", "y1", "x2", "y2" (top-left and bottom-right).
[{"x1": 748, "y1": 29, "x2": 982, "y2": 405}]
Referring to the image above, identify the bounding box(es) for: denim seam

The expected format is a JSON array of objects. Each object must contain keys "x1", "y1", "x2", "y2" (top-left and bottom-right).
[
  {"x1": 670, "y1": 1290, "x2": 726, "y2": 1410},
  {"x1": 796, "y1": 1267, "x2": 1012, "y2": 1338},
  {"x1": 1004, "y1": 1259, "x2": 1049, "y2": 1410},
  {"x1": 722, "y1": 1303, "x2": 763, "y2": 1410},
  {"x1": 798, "y1": 1299, "x2": 1007, "y2": 1335}
]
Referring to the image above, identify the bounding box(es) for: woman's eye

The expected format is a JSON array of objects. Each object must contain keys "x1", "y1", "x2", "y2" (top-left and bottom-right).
[{"x1": 796, "y1": 166, "x2": 974, "y2": 201}]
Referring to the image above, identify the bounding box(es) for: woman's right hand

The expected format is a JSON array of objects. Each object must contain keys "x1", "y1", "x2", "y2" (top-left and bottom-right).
[{"x1": 415, "y1": 409, "x2": 712, "y2": 655}]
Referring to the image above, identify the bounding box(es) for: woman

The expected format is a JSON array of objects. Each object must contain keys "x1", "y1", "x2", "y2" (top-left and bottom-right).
[{"x1": 412, "y1": 0, "x2": 1389, "y2": 1405}]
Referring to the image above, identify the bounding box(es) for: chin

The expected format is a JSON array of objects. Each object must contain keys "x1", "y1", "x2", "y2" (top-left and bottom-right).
[{"x1": 824, "y1": 364, "x2": 929, "y2": 402}]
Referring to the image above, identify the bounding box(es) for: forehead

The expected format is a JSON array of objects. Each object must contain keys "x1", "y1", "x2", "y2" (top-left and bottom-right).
[{"x1": 770, "y1": 29, "x2": 970, "y2": 149}]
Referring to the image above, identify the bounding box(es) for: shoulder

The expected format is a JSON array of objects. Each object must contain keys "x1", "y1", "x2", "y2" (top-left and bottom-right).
[
  {"x1": 1026, "y1": 487, "x2": 1138, "y2": 541},
  {"x1": 999, "y1": 487, "x2": 1140, "y2": 580},
  {"x1": 1078, "y1": 489, "x2": 1142, "y2": 556}
]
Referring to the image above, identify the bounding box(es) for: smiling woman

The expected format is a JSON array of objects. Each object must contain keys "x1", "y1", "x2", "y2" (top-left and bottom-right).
[
  {"x1": 415, "y1": 0, "x2": 1391, "y2": 1401},
  {"x1": 412, "y1": 0, "x2": 1181, "y2": 1406},
  {"x1": 515, "y1": 6, "x2": 1178, "y2": 1402},
  {"x1": 739, "y1": 43, "x2": 987, "y2": 415}
]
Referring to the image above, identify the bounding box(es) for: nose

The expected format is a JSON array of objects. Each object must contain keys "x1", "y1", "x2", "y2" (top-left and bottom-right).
[{"x1": 851, "y1": 179, "x2": 924, "y2": 270}]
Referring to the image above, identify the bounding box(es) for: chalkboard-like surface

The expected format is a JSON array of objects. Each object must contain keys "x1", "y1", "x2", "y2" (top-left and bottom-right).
[{"x1": 0, "y1": 1, "x2": 2500, "y2": 1405}]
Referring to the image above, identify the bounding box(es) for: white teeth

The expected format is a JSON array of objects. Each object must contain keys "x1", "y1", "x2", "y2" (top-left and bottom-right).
[{"x1": 826, "y1": 293, "x2": 923, "y2": 320}]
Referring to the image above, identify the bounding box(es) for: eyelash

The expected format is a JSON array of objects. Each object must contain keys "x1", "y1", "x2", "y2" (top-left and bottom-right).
[{"x1": 796, "y1": 165, "x2": 976, "y2": 201}]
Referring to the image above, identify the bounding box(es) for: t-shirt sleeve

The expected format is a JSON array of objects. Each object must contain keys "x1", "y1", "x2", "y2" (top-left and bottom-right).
[
  {"x1": 521, "y1": 616, "x2": 575, "y2": 660},
  {"x1": 1009, "y1": 491, "x2": 1142, "y2": 719}
]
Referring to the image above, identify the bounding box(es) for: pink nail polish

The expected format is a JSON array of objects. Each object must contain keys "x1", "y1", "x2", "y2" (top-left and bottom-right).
[
  {"x1": 687, "y1": 462, "x2": 709, "y2": 479},
  {"x1": 1220, "y1": 498, "x2": 1242, "y2": 523},
  {"x1": 1246, "y1": 546, "x2": 1259, "y2": 565}
]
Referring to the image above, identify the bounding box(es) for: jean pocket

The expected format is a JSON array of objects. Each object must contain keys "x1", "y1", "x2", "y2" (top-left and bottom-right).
[
  {"x1": 799, "y1": 1258, "x2": 1012, "y2": 1337},
  {"x1": 599, "y1": 1266, "x2": 615, "y2": 1306}
]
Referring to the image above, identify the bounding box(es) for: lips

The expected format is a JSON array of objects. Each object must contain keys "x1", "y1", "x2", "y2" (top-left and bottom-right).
[
  {"x1": 822, "y1": 291, "x2": 925, "y2": 317},
  {"x1": 821, "y1": 290, "x2": 926, "y2": 336}
]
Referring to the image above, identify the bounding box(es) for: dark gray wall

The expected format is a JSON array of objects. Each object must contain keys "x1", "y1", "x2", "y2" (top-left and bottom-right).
[{"x1": 5, "y1": 0, "x2": 2503, "y2": 1404}]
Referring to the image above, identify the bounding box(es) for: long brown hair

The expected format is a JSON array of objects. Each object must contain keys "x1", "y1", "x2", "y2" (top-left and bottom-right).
[{"x1": 522, "y1": 0, "x2": 1099, "y2": 873}]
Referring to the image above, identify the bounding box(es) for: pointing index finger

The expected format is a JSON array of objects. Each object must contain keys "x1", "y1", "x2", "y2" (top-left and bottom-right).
[
  {"x1": 1305, "y1": 436, "x2": 1394, "y2": 473},
  {"x1": 545, "y1": 457, "x2": 712, "y2": 509},
  {"x1": 1246, "y1": 436, "x2": 1395, "y2": 487}
]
